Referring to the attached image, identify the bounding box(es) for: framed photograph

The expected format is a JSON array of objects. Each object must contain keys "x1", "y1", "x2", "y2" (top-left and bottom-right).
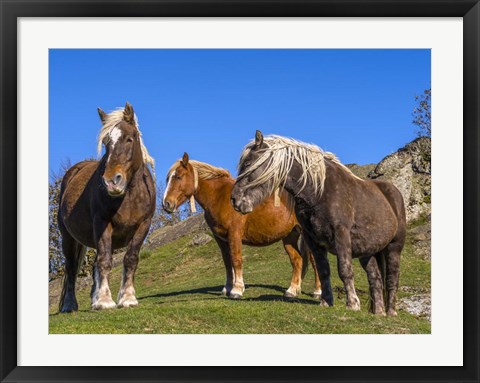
[{"x1": 1, "y1": 1, "x2": 478, "y2": 382}]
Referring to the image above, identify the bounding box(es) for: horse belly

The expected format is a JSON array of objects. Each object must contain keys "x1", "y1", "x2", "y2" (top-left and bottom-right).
[
  {"x1": 242, "y1": 230, "x2": 284, "y2": 247},
  {"x1": 350, "y1": 211, "x2": 397, "y2": 256},
  {"x1": 243, "y1": 208, "x2": 296, "y2": 246},
  {"x1": 111, "y1": 229, "x2": 135, "y2": 249}
]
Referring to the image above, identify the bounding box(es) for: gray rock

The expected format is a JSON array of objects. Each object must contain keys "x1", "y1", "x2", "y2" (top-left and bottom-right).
[
  {"x1": 398, "y1": 294, "x2": 431, "y2": 321},
  {"x1": 146, "y1": 214, "x2": 209, "y2": 250},
  {"x1": 409, "y1": 219, "x2": 431, "y2": 259},
  {"x1": 190, "y1": 233, "x2": 212, "y2": 246},
  {"x1": 368, "y1": 137, "x2": 431, "y2": 222}
]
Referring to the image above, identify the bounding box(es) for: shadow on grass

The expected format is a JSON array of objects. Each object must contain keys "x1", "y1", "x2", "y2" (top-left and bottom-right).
[
  {"x1": 138, "y1": 285, "x2": 225, "y2": 300},
  {"x1": 244, "y1": 294, "x2": 320, "y2": 305},
  {"x1": 139, "y1": 283, "x2": 321, "y2": 306},
  {"x1": 49, "y1": 308, "x2": 107, "y2": 316}
]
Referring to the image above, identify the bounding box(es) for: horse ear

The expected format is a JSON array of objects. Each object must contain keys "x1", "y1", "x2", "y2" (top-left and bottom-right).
[
  {"x1": 255, "y1": 130, "x2": 264, "y2": 147},
  {"x1": 123, "y1": 102, "x2": 135, "y2": 124},
  {"x1": 181, "y1": 152, "x2": 189, "y2": 168},
  {"x1": 97, "y1": 108, "x2": 107, "y2": 124}
]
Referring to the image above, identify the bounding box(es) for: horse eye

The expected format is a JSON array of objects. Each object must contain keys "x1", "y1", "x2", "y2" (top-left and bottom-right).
[{"x1": 126, "y1": 137, "x2": 134, "y2": 143}]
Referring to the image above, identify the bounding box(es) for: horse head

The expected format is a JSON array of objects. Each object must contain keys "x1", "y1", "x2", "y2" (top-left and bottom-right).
[
  {"x1": 231, "y1": 130, "x2": 273, "y2": 214},
  {"x1": 163, "y1": 152, "x2": 197, "y2": 213},
  {"x1": 97, "y1": 102, "x2": 145, "y2": 197}
]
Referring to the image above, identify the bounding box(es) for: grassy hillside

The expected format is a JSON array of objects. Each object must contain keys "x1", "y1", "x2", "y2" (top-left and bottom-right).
[{"x1": 49, "y1": 219, "x2": 431, "y2": 334}]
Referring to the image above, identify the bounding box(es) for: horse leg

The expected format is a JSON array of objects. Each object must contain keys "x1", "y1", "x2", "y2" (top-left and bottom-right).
[
  {"x1": 58, "y1": 226, "x2": 86, "y2": 313},
  {"x1": 214, "y1": 236, "x2": 234, "y2": 297},
  {"x1": 307, "y1": 249, "x2": 322, "y2": 299},
  {"x1": 282, "y1": 230, "x2": 304, "y2": 299},
  {"x1": 303, "y1": 234, "x2": 333, "y2": 306},
  {"x1": 335, "y1": 226, "x2": 360, "y2": 311},
  {"x1": 91, "y1": 222, "x2": 116, "y2": 310},
  {"x1": 228, "y1": 233, "x2": 245, "y2": 300},
  {"x1": 359, "y1": 255, "x2": 386, "y2": 315},
  {"x1": 385, "y1": 241, "x2": 402, "y2": 316},
  {"x1": 117, "y1": 219, "x2": 151, "y2": 308}
]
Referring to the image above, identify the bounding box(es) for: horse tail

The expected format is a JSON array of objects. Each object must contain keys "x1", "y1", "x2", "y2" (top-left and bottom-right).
[
  {"x1": 297, "y1": 234, "x2": 309, "y2": 279},
  {"x1": 58, "y1": 242, "x2": 86, "y2": 312}
]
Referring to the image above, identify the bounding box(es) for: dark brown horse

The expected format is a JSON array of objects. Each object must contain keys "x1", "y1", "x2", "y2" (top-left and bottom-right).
[
  {"x1": 162, "y1": 153, "x2": 321, "y2": 299},
  {"x1": 231, "y1": 131, "x2": 406, "y2": 315},
  {"x1": 58, "y1": 103, "x2": 156, "y2": 312}
]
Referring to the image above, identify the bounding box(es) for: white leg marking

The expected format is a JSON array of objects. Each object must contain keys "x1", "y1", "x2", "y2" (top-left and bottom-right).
[
  {"x1": 117, "y1": 269, "x2": 138, "y2": 308},
  {"x1": 286, "y1": 285, "x2": 301, "y2": 297},
  {"x1": 91, "y1": 266, "x2": 116, "y2": 310}
]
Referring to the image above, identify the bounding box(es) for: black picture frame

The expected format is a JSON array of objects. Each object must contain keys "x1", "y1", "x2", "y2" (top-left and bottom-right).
[{"x1": 1, "y1": 1, "x2": 478, "y2": 382}]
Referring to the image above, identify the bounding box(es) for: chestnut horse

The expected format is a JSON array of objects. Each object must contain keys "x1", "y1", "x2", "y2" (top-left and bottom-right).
[
  {"x1": 58, "y1": 103, "x2": 156, "y2": 312},
  {"x1": 162, "y1": 153, "x2": 320, "y2": 299},
  {"x1": 232, "y1": 131, "x2": 406, "y2": 315}
]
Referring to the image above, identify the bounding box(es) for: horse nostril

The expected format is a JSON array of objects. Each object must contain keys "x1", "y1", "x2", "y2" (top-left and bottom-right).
[
  {"x1": 230, "y1": 196, "x2": 236, "y2": 206},
  {"x1": 163, "y1": 200, "x2": 174, "y2": 212},
  {"x1": 113, "y1": 173, "x2": 123, "y2": 185}
]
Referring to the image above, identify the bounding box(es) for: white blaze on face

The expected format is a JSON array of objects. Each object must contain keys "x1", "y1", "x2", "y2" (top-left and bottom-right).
[
  {"x1": 107, "y1": 127, "x2": 122, "y2": 162},
  {"x1": 162, "y1": 169, "x2": 176, "y2": 210},
  {"x1": 109, "y1": 127, "x2": 122, "y2": 148}
]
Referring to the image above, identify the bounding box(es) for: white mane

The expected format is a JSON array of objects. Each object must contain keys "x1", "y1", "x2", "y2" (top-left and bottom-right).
[
  {"x1": 96, "y1": 108, "x2": 155, "y2": 177},
  {"x1": 238, "y1": 135, "x2": 361, "y2": 197}
]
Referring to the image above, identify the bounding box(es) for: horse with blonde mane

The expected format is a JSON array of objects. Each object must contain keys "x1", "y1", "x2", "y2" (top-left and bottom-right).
[
  {"x1": 162, "y1": 153, "x2": 321, "y2": 300},
  {"x1": 232, "y1": 131, "x2": 406, "y2": 315},
  {"x1": 58, "y1": 102, "x2": 156, "y2": 312}
]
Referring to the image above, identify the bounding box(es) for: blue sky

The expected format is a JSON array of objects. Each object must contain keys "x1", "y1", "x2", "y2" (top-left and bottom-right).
[{"x1": 49, "y1": 49, "x2": 430, "y2": 183}]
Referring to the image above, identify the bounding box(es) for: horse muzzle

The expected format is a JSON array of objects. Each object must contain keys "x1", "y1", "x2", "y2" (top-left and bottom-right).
[
  {"x1": 230, "y1": 196, "x2": 253, "y2": 215},
  {"x1": 163, "y1": 200, "x2": 177, "y2": 214},
  {"x1": 102, "y1": 173, "x2": 126, "y2": 197}
]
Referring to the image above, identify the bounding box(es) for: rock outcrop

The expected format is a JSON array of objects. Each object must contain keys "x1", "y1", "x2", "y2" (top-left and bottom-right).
[
  {"x1": 368, "y1": 137, "x2": 431, "y2": 222},
  {"x1": 145, "y1": 213, "x2": 209, "y2": 250},
  {"x1": 348, "y1": 137, "x2": 431, "y2": 223}
]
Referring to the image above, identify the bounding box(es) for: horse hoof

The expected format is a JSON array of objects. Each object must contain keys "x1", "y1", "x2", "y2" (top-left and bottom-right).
[
  {"x1": 229, "y1": 293, "x2": 242, "y2": 300},
  {"x1": 347, "y1": 302, "x2": 361, "y2": 311},
  {"x1": 117, "y1": 297, "x2": 138, "y2": 308},
  {"x1": 283, "y1": 291, "x2": 297, "y2": 300},
  {"x1": 387, "y1": 309, "x2": 398, "y2": 317},
  {"x1": 312, "y1": 292, "x2": 322, "y2": 300},
  {"x1": 59, "y1": 303, "x2": 78, "y2": 313},
  {"x1": 221, "y1": 287, "x2": 232, "y2": 297},
  {"x1": 92, "y1": 299, "x2": 116, "y2": 310},
  {"x1": 319, "y1": 299, "x2": 331, "y2": 307},
  {"x1": 59, "y1": 300, "x2": 78, "y2": 313}
]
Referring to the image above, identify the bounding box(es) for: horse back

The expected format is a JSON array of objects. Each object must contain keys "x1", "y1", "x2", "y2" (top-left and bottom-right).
[
  {"x1": 371, "y1": 180, "x2": 406, "y2": 222},
  {"x1": 60, "y1": 160, "x2": 98, "y2": 198}
]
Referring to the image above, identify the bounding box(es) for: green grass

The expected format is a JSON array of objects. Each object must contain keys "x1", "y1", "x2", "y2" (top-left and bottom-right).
[{"x1": 49, "y1": 232, "x2": 431, "y2": 334}]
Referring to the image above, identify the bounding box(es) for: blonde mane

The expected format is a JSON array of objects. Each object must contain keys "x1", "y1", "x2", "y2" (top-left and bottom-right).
[
  {"x1": 97, "y1": 108, "x2": 155, "y2": 177},
  {"x1": 238, "y1": 135, "x2": 362, "y2": 197},
  {"x1": 167, "y1": 159, "x2": 231, "y2": 181}
]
